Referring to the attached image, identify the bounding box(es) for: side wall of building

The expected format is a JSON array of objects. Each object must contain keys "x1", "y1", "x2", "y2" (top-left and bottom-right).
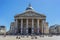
[{"x1": 44, "y1": 22, "x2": 49, "y2": 34}]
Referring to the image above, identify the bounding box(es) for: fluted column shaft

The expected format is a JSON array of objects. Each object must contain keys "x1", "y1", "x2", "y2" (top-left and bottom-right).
[
  {"x1": 21, "y1": 19, "x2": 23, "y2": 34},
  {"x1": 37, "y1": 19, "x2": 40, "y2": 34},
  {"x1": 15, "y1": 19, "x2": 18, "y2": 33},
  {"x1": 26, "y1": 19, "x2": 28, "y2": 34},
  {"x1": 32, "y1": 19, "x2": 34, "y2": 34},
  {"x1": 42, "y1": 20, "x2": 45, "y2": 34}
]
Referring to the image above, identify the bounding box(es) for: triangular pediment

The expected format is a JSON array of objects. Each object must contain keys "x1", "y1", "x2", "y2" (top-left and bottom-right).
[{"x1": 15, "y1": 10, "x2": 46, "y2": 17}]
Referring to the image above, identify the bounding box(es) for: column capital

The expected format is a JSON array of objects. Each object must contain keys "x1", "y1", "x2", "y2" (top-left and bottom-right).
[
  {"x1": 42, "y1": 19, "x2": 46, "y2": 23},
  {"x1": 42, "y1": 19, "x2": 46, "y2": 21},
  {"x1": 32, "y1": 18, "x2": 34, "y2": 19}
]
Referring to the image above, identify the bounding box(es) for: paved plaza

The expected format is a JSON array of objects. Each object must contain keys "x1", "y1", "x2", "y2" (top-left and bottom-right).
[{"x1": 0, "y1": 35, "x2": 60, "y2": 40}]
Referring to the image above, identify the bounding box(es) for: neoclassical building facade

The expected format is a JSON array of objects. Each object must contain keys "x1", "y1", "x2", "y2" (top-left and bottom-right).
[{"x1": 10, "y1": 4, "x2": 49, "y2": 35}]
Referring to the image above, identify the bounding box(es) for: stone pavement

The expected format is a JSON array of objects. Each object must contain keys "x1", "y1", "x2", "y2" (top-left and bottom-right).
[{"x1": 0, "y1": 35, "x2": 60, "y2": 40}]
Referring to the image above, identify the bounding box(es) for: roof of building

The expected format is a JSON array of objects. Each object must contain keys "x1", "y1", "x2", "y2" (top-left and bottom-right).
[
  {"x1": 14, "y1": 4, "x2": 46, "y2": 18},
  {"x1": 50, "y1": 24, "x2": 60, "y2": 28},
  {"x1": 0, "y1": 26, "x2": 5, "y2": 28}
]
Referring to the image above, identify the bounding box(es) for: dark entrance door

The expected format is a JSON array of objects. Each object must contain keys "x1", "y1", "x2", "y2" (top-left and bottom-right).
[
  {"x1": 18, "y1": 26, "x2": 21, "y2": 34},
  {"x1": 28, "y1": 28, "x2": 31, "y2": 35}
]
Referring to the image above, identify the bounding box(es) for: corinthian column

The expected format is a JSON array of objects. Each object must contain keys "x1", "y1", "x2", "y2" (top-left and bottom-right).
[
  {"x1": 15, "y1": 19, "x2": 18, "y2": 34},
  {"x1": 32, "y1": 19, "x2": 34, "y2": 34},
  {"x1": 21, "y1": 19, "x2": 23, "y2": 34},
  {"x1": 37, "y1": 19, "x2": 40, "y2": 34},
  {"x1": 26, "y1": 19, "x2": 28, "y2": 34},
  {"x1": 42, "y1": 20, "x2": 45, "y2": 34}
]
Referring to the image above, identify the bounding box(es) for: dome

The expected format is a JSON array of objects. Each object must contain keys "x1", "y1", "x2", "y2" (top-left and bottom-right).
[{"x1": 26, "y1": 4, "x2": 33, "y2": 10}]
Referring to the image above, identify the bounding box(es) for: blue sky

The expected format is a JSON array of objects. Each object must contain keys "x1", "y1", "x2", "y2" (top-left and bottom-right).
[{"x1": 0, "y1": 0, "x2": 60, "y2": 31}]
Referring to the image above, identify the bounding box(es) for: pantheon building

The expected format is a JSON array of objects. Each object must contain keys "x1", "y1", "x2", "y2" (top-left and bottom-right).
[{"x1": 10, "y1": 4, "x2": 49, "y2": 35}]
